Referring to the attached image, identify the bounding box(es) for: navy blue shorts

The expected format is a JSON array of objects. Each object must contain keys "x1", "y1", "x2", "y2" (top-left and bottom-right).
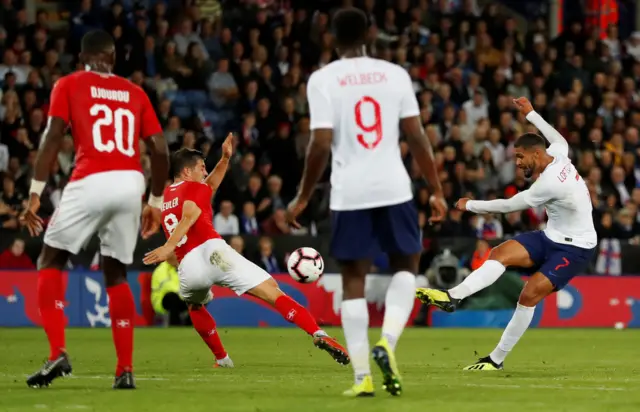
[
  {"x1": 513, "y1": 231, "x2": 596, "y2": 290},
  {"x1": 330, "y1": 201, "x2": 422, "y2": 261}
]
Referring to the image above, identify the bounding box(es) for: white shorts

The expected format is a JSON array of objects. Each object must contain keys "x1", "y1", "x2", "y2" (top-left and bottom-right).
[
  {"x1": 178, "y1": 238, "x2": 271, "y2": 304},
  {"x1": 44, "y1": 170, "x2": 146, "y2": 265}
]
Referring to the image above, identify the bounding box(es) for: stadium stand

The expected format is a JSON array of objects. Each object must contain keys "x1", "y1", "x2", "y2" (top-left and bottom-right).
[{"x1": 0, "y1": 0, "x2": 639, "y2": 275}]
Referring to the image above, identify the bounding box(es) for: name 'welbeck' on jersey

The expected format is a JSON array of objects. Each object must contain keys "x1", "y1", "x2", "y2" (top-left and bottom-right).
[
  {"x1": 90, "y1": 86, "x2": 130, "y2": 103},
  {"x1": 337, "y1": 72, "x2": 388, "y2": 87}
]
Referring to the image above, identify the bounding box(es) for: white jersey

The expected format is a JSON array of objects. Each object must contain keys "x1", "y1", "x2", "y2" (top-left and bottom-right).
[
  {"x1": 467, "y1": 111, "x2": 598, "y2": 249},
  {"x1": 522, "y1": 149, "x2": 597, "y2": 249},
  {"x1": 307, "y1": 56, "x2": 420, "y2": 211}
]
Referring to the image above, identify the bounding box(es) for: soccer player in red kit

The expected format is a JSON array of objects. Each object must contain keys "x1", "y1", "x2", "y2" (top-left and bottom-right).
[
  {"x1": 20, "y1": 30, "x2": 170, "y2": 389},
  {"x1": 143, "y1": 134, "x2": 350, "y2": 367}
]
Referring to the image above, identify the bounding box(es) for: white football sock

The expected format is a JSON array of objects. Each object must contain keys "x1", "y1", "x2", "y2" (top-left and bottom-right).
[
  {"x1": 489, "y1": 303, "x2": 535, "y2": 364},
  {"x1": 341, "y1": 298, "x2": 370, "y2": 383},
  {"x1": 381, "y1": 271, "x2": 415, "y2": 351},
  {"x1": 449, "y1": 260, "x2": 506, "y2": 300}
]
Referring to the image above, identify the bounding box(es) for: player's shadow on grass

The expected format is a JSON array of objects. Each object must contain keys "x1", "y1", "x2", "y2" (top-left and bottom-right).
[{"x1": 470, "y1": 371, "x2": 572, "y2": 379}]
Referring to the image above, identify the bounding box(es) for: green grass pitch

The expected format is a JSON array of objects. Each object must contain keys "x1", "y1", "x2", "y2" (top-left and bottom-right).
[{"x1": 1, "y1": 328, "x2": 639, "y2": 412}]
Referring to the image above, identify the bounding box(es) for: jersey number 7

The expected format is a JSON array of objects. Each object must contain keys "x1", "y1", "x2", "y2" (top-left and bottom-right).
[{"x1": 354, "y1": 96, "x2": 382, "y2": 149}]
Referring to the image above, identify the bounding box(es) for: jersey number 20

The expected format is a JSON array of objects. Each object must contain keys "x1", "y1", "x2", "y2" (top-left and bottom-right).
[
  {"x1": 90, "y1": 104, "x2": 136, "y2": 157},
  {"x1": 163, "y1": 213, "x2": 188, "y2": 247},
  {"x1": 354, "y1": 96, "x2": 382, "y2": 149}
]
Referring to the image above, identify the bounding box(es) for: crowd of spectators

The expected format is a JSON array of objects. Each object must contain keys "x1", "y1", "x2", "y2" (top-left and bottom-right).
[{"x1": 1, "y1": 0, "x2": 640, "y2": 271}]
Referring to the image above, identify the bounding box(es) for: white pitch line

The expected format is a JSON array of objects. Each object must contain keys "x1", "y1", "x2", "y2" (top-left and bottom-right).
[
  {"x1": 461, "y1": 383, "x2": 626, "y2": 392},
  {"x1": 1, "y1": 373, "x2": 629, "y2": 391}
]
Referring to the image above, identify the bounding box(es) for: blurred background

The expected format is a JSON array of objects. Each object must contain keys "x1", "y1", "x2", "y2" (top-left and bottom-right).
[{"x1": 1, "y1": 0, "x2": 639, "y2": 329}]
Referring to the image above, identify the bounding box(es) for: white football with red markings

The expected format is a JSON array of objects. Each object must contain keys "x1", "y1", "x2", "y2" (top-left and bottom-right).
[{"x1": 287, "y1": 247, "x2": 324, "y2": 283}]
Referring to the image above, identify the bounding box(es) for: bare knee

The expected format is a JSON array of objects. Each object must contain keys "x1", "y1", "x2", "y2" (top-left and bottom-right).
[
  {"x1": 37, "y1": 245, "x2": 70, "y2": 271},
  {"x1": 487, "y1": 247, "x2": 509, "y2": 266},
  {"x1": 487, "y1": 240, "x2": 534, "y2": 268},
  {"x1": 388, "y1": 253, "x2": 419, "y2": 274},
  {"x1": 102, "y1": 256, "x2": 128, "y2": 288},
  {"x1": 247, "y1": 277, "x2": 284, "y2": 305},
  {"x1": 340, "y1": 260, "x2": 369, "y2": 300},
  {"x1": 518, "y1": 284, "x2": 549, "y2": 306}
]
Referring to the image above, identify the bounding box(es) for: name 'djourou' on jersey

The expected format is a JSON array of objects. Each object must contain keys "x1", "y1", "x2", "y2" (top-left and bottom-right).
[{"x1": 338, "y1": 72, "x2": 388, "y2": 87}]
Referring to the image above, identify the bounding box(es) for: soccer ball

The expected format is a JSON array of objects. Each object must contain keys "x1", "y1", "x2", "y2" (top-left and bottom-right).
[{"x1": 287, "y1": 247, "x2": 324, "y2": 283}]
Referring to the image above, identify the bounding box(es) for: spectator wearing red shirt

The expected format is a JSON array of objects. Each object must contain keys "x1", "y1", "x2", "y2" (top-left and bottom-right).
[{"x1": 0, "y1": 238, "x2": 35, "y2": 269}]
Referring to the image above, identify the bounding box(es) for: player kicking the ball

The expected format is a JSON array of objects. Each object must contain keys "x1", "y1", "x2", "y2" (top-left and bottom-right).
[
  {"x1": 20, "y1": 30, "x2": 170, "y2": 389},
  {"x1": 416, "y1": 97, "x2": 597, "y2": 370},
  {"x1": 287, "y1": 8, "x2": 446, "y2": 397},
  {"x1": 143, "y1": 134, "x2": 350, "y2": 367}
]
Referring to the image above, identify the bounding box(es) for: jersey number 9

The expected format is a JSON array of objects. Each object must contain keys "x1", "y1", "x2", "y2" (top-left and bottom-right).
[
  {"x1": 163, "y1": 213, "x2": 188, "y2": 247},
  {"x1": 354, "y1": 96, "x2": 382, "y2": 149}
]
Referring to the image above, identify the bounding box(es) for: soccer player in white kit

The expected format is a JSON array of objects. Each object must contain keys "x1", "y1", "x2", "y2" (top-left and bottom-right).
[
  {"x1": 287, "y1": 8, "x2": 447, "y2": 397},
  {"x1": 416, "y1": 97, "x2": 598, "y2": 370}
]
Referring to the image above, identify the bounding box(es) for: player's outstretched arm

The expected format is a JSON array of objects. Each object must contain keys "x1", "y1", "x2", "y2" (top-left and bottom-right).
[
  {"x1": 514, "y1": 97, "x2": 568, "y2": 156},
  {"x1": 204, "y1": 133, "x2": 233, "y2": 192},
  {"x1": 462, "y1": 191, "x2": 532, "y2": 214},
  {"x1": 400, "y1": 116, "x2": 447, "y2": 223},
  {"x1": 143, "y1": 200, "x2": 201, "y2": 265}
]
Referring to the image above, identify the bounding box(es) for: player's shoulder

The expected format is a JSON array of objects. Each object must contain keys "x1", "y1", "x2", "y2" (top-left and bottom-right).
[
  {"x1": 310, "y1": 57, "x2": 410, "y2": 88},
  {"x1": 106, "y1": 74, "x2": 147, "y2": 96},
  {"x1": 177, "y1": 180, "x2": 212, "y2": 194},
  {"x1": 52, "y1": 72, "x2": 78, "y2": 89}
]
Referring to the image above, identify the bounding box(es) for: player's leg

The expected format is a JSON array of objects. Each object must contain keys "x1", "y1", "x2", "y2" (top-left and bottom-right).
[
  {"x1": 186, "y1": 301, "x2": 233, "y2": 368},
  {"x1": 100, "y1": 256, "x2": 137, "y2": 388},
  {"x1": 27, "y1": 180, "x2": 99, "y2": 388},
  {"x1": 245, "y1": 276, "x2": 350, "y2": 365},
  {"x1": 329, "y1": 208, "x2": 376, "y2": 396},
  {"x1": 175, "y1": 256, "x2": 233, "y2": 370},
  {"x1": 205, "y1": 239, "x2": 349, "y2": 365},
  {"x1": 478, "y1": 243, "x2": 596, "y2": 369},
  {"x1": 98, "y1": 180, "x2": 145, "y2": 389},
  {"x1": 371, "y1": 201, "x2": 423, "y2": 396},
  {"x1": 471, "y1": 272, "x2": 553, "y2": 370},
  {"x1": 416, "y1": 232, "x2": 543, "y2": 312},
  {"x1": 26, "y1": 245, "x2": 73, "y2": 388}
]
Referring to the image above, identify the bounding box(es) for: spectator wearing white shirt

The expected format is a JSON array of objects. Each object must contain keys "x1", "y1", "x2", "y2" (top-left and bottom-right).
[
  {"x1": 0, "y1": 50, "x2": 29, "y2": 85},
  {"x1": 461, "y1": 89, "x2": 489, "y2": 126},
  {"x1": 174, "y1": 18, "x2": 209, "y2": 59},
  {"x1": 485, "y1": 127, "x2": 506, "y2": 169},
  {"x1": 214, "y1": 200, "x2": 239, "y2": 235}
]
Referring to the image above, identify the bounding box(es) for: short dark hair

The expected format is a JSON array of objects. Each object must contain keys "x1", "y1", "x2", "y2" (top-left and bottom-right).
[
  {"x1": 81, "y1": 30, "x2": 115, "y2": 55},
  {"x1": 332, "y1": 7, "x2": 368, "y2": 50},
  {"x1": 172, "y1": 148, "x2": 204, "y2": 178},
  {"x1": 514, "y1": 133, "x2": 547, "y2": 149}
]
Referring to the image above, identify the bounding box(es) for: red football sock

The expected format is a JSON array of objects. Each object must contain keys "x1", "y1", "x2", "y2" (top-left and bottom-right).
[
  {"x1": 274, "y1": 295, "x2": 321, "y2": 336},
  {"x1": 37, "y1": 268, "x2": 66, "y2": 360},
  {"x1": 189, "y1": 306, "x2": 227, "y2": 360},
  {"x1": 107, "y1": 283, "x2": 135, "y2": 375}
]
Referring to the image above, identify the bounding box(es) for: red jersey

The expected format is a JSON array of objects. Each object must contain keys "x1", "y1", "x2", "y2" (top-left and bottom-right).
[
  {"x1": 48, "y1": 70, "x2": 162, "y2": 181},
  {"x1": 161, "y1": 180, "x2": 222, "y2": 262}
]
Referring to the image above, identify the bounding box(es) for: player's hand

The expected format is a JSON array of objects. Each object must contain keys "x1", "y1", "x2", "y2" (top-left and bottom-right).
[
  {"x1": 141, "y1": 204, "x2": 162, "y2": 239},
  {"x1": 455, "y1": 198, "x2": 470, "y2": 211},
  {"x1": 285, "y1": 196, "x2": 308, "y2": 229},
  {"x1": 143, "y1": 244, "x2": 175, "y2": 265},
  {"x1": 429, "y1": 193, "x2": 448, "y2": 224},
  {"x1": 221, "y1": 133, "x2": 234, "y2": 159},
  {"x1": 513, "y1": 97, "x2": 534, "y2": 116},
  {"x1": 19, "y1": 194, "x2": 44, "y2": 237}
]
